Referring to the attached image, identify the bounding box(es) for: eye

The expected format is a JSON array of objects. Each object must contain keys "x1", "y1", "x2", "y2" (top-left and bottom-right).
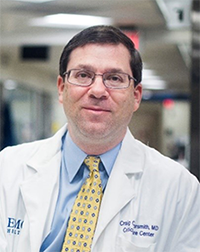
[
  {"x1": 75, "y1": 70, "x2": 93, "y2": 79},
  {"x1": 105, "y1": 73, "x2": 124, "y2": 83}
]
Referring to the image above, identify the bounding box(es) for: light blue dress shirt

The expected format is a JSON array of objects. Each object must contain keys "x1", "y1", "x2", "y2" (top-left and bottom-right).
[{"x1": 40, "y1": 131, "x2": 121, "y2": 252}]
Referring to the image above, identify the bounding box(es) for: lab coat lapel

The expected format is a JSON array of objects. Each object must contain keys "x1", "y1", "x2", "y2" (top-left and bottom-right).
[
  {"x1": 20, "y1": 125, "x2": 66, "y2": 252},
  {"x1": 92, "y1": 129, "x2": 144, "y2": 247}
]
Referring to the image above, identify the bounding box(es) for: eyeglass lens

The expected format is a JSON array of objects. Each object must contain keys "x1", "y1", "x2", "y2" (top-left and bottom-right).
[{"x1": 67, "y1": 69, "x2": 132, "y2": 89}]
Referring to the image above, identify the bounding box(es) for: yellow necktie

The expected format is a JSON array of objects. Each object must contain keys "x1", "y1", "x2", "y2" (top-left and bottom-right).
[{"x1": 61, "y1": 156, "x2": 103, "y2": 252}]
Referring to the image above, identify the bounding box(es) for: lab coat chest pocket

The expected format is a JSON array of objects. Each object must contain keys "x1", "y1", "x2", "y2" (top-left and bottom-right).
[{"x1": 116, "y1": 236, "x2": 156, "y2": 252}]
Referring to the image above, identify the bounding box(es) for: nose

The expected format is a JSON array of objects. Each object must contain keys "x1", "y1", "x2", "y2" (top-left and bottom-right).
[{"x1": 88, "y1": 75, "x2": 109, "y2": 99}]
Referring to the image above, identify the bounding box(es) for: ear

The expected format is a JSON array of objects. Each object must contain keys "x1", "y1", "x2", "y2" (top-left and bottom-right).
[
  {"x1": 57, "y1": 75, "x2": 65, "y2": 104},
  {"x1": 133, "y1": 83, "x2": 142, "y2": 112}
]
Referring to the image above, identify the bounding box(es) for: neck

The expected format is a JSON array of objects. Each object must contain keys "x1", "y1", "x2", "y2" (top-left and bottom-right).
[{"x1": 68, "y1": 126, "x2": 126, "y2": 155}]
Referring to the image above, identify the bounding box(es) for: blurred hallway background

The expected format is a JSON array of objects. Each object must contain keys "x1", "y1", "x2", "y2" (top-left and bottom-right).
[{"x1": 0, "y1": 0, "x2": 199, "y2": 179}]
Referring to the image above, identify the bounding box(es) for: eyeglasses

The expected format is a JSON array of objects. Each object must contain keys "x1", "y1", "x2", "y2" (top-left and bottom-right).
[{"x1": 62, "y1": 69, "x2": 137, "y2": 89}]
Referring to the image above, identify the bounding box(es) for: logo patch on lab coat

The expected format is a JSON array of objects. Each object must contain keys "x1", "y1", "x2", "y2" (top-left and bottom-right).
[
  {"x1": 119, "y1": 220, "x2": 159, "y2": 238},
  {"x1": 7, "y1": 217, "x2": 24, "y2": 235}
]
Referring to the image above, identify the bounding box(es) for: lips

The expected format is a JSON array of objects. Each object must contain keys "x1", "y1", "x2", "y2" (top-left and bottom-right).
[
  {"x1": 83, "y1": 107, "x2": 110, "y2": 112},
  {"x1": 83, "y1": 106, "x2": 111, "y2": 113}
]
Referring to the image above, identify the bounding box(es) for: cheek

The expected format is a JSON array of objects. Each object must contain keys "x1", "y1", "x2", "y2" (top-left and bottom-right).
[
  {"x1": 114, "y1": 91, "x2": 135, "y2": 113},
  {"x1": 62, "y1": 85, "x2": 87, "y2": 109}
]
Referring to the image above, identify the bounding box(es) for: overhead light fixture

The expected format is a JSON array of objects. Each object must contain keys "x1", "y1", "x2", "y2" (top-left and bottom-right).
[
  {"x1": 143, "y1": 75, "x2": 162, "y2": 81},
  {"x1": 4, "y1": 80, "x2": 18, "y2": 90},
  {"x1": 142, "y1": 79, "x2": 167, "y2": 90},
  {"x1": 15, "y1": 0, "x2": 54, "y2": 3},
  {"x1": 30, "y1": 13, "x2": 113, "y2": 28},
  {"x1": 142, "y1": 68, "x2": 167, "y2": 90},
  {"x1": 143, "y1": 68, "x2": 157, "y2": 76}
]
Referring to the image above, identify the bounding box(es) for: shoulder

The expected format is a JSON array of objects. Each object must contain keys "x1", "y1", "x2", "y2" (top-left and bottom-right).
[
  {"x1": 124, "y1": 130, "x2": 199, "y2": 187},
  {"x1": 0, "y1": 138, "x2": 50, "y2": 163},
  {"x1": 0, "y1": 124, "x2": 67, "y2": 173},
  {"x1": 135, "y1": 138, "x2": 199, "y2": 191}
]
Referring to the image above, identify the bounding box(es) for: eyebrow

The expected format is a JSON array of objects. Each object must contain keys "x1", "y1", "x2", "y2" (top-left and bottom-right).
[{"x1": 75, "y1": 64, "x2": 126, "y2": 73}]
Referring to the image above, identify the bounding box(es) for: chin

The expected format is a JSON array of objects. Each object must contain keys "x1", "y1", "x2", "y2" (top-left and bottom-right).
[{"x1": 81, "y1": 126, "x2": 110, "y2": 139}]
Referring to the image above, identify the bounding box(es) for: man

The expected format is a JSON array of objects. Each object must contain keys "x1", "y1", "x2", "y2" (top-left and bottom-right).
[{"x1": 0, "y1": 25, "x2": 199, "y2": 252}]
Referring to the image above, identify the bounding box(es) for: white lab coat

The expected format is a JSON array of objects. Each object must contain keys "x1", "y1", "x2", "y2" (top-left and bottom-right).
[{"x1": 0, "y1": 125, "x2": 200, "y2": 252}]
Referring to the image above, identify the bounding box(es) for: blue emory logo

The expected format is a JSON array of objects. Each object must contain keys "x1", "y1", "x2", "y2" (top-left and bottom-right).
[{"x1": 7, "y1": 217, "x2": 24, "y2": 235}]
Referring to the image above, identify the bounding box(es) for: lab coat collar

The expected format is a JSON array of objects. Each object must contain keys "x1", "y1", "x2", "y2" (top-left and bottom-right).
[
  {"x1": 20, "y1": 124, "x2": 67, "y2": 252},
  {"x1": 92, "y1": 128, "x2": 144, "y2": 247},
  {"x1": 20, "y1": 125, "x2": 144, "y2": 251},
  {"x1": 26, "y1": 124, "x2": 67, "y2": 171},
  {"x1": 118, "y1": 128, "x2": 144, "y2": 174}
]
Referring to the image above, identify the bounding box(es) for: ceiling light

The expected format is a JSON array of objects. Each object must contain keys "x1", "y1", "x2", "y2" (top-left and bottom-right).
[
  {"x1": 4, "y1": 80, "x2": 18, "y2": 90},
  {"x1": 142, "y1": 68, "x2": 167, "y2": 90},
  {"x1": 30, "y1": 14, "x2": 113, "y2": 28},
  {"x1": 15, "y1": 0, "x2": 54, "y2": 2},
  {"x1": 143, "y1": 75, "x2": 162, "y2": 81},
  {"x1": 142, "y1": 79, "x2": 167, "y2": 90},
  {"x1": 143, "y1": 68, "x2": 156, "y2": 76}
]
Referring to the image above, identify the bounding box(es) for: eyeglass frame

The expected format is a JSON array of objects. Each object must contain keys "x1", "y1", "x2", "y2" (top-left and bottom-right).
[{"x1": 62, "y1": 69, "x2": 137, "y2": 89}]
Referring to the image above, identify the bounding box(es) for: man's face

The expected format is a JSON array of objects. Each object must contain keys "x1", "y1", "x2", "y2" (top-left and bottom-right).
[{"x1": 57, "y1": 43, "x2": 142, "y2": 148}]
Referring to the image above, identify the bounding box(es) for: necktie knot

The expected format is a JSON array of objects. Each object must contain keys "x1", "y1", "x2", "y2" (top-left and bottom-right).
[{"x1": 84, "y1": 156, "x2": 101, "y2": 173}]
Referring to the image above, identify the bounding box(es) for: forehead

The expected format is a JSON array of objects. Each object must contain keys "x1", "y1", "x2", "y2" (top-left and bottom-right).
[{"x1": 67, "y1": 43, "x2": 131, "y2": 72}]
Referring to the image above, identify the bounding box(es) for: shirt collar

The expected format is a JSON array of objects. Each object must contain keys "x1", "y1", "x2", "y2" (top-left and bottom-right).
[
  {"x1": 62, "y1": 131, "x2": 121, "y2": 182},
  {"x1": 100, "y1": 143, "x2": 121, "y2": 176},
  {"x1": 63, "y1": 132, "x2": 87, "y2": 183}
]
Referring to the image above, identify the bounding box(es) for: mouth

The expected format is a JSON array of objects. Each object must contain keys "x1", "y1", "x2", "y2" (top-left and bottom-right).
[{"x1": 83, "y1": 106, "x2": 111, "y2": 113}]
